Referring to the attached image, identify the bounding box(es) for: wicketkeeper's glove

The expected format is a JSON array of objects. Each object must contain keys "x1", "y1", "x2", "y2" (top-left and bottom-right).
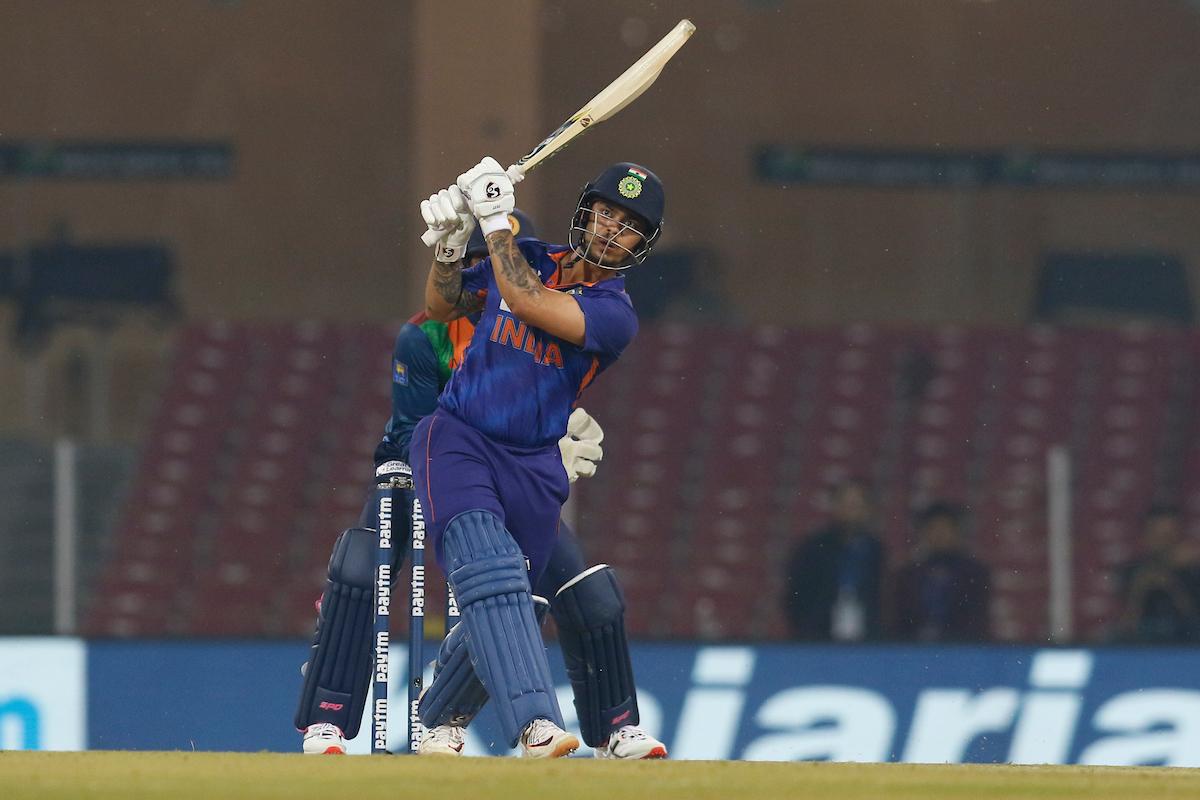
[{"x1": 559, "y1": 408, "x2": 604, "y2": 484}]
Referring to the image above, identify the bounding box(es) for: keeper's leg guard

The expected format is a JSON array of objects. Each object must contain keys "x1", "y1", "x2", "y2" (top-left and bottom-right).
[
  {"x1": 438, "y1": 510, "x2": 562, "y2": 747},
  {"x1": 418, "y1": 595, "x2": 550, "y2": 728},
  {"x1": 295, "y1": 506, "x2": 406, "y2": 738},
  {"x1": 552, "y1": 564, "x2": 640, "y2": 748}
]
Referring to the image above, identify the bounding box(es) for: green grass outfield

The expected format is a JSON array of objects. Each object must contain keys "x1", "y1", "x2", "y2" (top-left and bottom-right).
[{"x1": 2, "y1": 752, "x2": 1198, "y2": 800}]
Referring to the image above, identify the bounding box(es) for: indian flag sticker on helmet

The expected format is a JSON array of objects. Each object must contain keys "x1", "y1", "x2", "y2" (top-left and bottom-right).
[
  {"x1": 618, "y1": 175, "x2": 643, "y2": 199},
  {"x1": 627, "y1": 166, "x2": 649, "y2": 180}
]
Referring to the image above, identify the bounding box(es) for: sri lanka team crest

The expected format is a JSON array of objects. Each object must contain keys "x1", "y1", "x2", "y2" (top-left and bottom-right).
[{"x1": 393, "y1": 360, "x2": 408, "y2": 385}]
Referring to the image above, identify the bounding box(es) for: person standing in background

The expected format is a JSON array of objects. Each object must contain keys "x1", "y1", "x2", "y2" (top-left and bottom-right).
[
  {"x1": 1115, "y1": 505, "x2": 1200, "y2": 643},
  {"x1": 782, "y1": 479, "x2": 886, "y2": 641},
  {"x1": 892, "y1": 502, "x2": 991, "y2": 642}
]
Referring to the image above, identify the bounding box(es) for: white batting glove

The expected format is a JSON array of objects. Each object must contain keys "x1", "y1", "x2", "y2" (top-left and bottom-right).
[
  {"x1": 567, "y1": 407, "x2": 604, "y2": 445},
  {"x1": 559, "y1": 408, "x2": 604, "y2": 484},
  {"x1": 420, "y1": 186, "x2": 475, "y2": 263},
  {"x1": 456, "y1": 157, "x2": 515, "y2": 234}
]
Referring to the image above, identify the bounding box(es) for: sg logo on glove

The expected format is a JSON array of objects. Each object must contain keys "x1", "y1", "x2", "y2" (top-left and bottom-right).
[{"x1": 485, "y1": 182, "x2": 501, "y2": 199}]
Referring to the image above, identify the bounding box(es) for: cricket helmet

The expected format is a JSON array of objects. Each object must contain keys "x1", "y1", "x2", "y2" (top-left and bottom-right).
[
  {"x1": 570, "y1": 162, "x2": 664, "y2": 269},
  {"x1": 465, "y1": 208, "x2": 537, "y2": 261}
]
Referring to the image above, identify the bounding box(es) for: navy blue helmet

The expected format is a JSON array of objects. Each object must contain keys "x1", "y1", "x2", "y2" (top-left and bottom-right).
[{"x1": 570, "y1": 162, "x2": 664, "y2": 269}]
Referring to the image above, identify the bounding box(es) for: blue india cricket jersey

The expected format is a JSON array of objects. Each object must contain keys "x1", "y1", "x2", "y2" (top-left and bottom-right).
[{"x1": 438, "y1": 239, "x2": 637, "y2": 448}]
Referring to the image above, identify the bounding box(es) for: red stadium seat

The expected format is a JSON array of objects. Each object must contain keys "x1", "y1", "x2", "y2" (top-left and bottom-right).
[{"x1": 90, "y1": 320, "x2": 1196, "y2": 643}]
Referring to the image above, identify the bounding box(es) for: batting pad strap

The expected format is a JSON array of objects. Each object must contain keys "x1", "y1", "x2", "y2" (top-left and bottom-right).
[
  {"x1": 551, "y1": 564, "x2": 639, "y2": 747},
  {"x1": 441, "y1": 510, "x2": 563, "y2": 747}
]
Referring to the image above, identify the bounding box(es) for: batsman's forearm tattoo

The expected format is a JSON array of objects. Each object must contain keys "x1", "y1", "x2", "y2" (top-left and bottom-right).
[
  {"x1": 432, "y1": 260, "x2": 463, "y2": 306},
  {"x1": 456, "y1": 291, "x2": 484, "y2": 315},
  {"x1": 428, "y1": 260, "x2": 483, "y2": 316},
  {"x1": 487, "y1": 231, "x2": 541, "y2": 300}
]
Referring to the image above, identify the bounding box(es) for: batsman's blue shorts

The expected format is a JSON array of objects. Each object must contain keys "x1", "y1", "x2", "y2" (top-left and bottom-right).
[{"x1": 411, "y1": 409, "x2": 569, "y2": 586}]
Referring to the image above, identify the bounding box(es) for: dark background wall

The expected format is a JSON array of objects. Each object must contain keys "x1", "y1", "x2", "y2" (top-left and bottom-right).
[
  {"x1": 1, "y1": 0, "x2": 1199, "y2": 434},
  {"x1": 535, "y1": 0, "x2": 1200, "y2": 325},
  {"x1": 0, "y1": 0, "x2": 412, "y2": 320}
]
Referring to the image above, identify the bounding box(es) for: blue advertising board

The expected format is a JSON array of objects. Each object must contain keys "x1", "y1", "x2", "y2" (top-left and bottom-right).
[
  {"x1": 0, "y1": 638, "x2": 85, "y2": 750},
  {"x1": 3, "y1": 638, "x2": 1199, "y2": 765}
]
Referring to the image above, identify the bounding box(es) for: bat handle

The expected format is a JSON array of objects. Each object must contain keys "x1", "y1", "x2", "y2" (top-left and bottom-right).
[{"x1": 420, "y1": 228, "x2": 441, "y2": 247}]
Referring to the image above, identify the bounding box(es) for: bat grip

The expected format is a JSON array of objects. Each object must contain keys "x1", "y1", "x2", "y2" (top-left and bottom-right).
[{"x1": 421, "y1": 166, "x2": 524, "y2": 245}]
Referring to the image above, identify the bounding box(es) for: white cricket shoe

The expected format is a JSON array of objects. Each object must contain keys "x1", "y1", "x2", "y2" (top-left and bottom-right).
[
  {"x1": 594, "y1": 725, "x2": 668, "y2": 760},
  {"x1": 520, "y1": 718, "x2": 580, "y2": 759},
  {"x1": 302, "y1": 723, "x2": 347, "y2": 755},
  {"x1": 418, "y1": 724, "x2": 467, "y2": 756}
]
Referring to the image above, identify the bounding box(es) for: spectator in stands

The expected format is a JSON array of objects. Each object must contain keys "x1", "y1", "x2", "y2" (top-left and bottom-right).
[
  {"x1": 782, "y1": 479, "x2": 885, "y2": 641},
  {"x1": 891, "y1": 502, "x2": 991, "y2": 642},
  {"x1": 1115, "y1": 505, "x2": 1200, "y2": 643}
]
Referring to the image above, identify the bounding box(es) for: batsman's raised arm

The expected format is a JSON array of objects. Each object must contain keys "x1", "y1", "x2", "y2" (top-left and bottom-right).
[
  {"x1": 457, "y1": 157, "x2": 588, "y2": 345},
  {"x1": 421, "y1": 186, "x2": 484, "y2": 321},
  {"x1": 424, "y1": 258, "x2": 485, "y2": 322},
  {"x1": 486, "y1": 228, "x2": 586, "y2": 345}
]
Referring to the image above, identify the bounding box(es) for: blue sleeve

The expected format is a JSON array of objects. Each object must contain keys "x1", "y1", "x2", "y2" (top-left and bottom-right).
[
  {"x1": 576, "y1": 289, "x2": 638, "y2": 357},
  {"x1": 461, "y1": 260, "x2": 491, "y2": 298}
]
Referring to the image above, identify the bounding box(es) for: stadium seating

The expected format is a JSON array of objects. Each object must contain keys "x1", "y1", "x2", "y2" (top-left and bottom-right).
[{"x1": 85, "y1": 320, "x2": 1199, "y2": 644}]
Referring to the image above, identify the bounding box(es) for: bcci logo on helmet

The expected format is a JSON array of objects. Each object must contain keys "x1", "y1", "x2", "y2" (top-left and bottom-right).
[{"x1": 617, "y1": 175, "x2": 643, "y2": 199}]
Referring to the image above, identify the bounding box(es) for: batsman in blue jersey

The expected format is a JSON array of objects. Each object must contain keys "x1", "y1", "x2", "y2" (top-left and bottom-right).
[
  {"x1": 295, "y1": 164, "x2": 668, "y2": 759},
  {"x1": 412, "y1": 157, "x2": 666, "y2": 758}
]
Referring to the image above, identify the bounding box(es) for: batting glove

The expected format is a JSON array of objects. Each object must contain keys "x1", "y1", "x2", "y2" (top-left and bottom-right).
[
  {"x1": 420, "y1": 186, "x2": 475, "y2": 263},
  {"x1": 559, "y1": 408, "x2": 604, "y2": 484},
  {"x1": 456, "y1": 156, "x2": 516, "y2": 234}
]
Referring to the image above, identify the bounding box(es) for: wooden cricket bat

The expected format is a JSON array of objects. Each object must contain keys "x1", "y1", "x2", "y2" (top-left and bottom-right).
[{"x1": 421, "y1": 18, "x2": 696, "y2": 246}]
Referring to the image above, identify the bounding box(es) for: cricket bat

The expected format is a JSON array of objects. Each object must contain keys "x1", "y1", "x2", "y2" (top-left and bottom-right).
[{"x1": 421, "y1": 18, "x2": 696, "y2": 246}]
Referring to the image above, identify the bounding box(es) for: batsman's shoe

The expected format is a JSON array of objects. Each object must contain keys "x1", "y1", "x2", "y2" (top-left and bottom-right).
[
  {"x1": 418, "y1": 724, "x2": 467, "y2": 756},
  {"x1": 302, "y1": 723, "x2": 347, "y2": 755},
  {"x1": 520, "y1": 718, "x2": 580, "y2": 759},
  {"x1": 594, "y1": 725, "x2": 668, "y2": 760}
]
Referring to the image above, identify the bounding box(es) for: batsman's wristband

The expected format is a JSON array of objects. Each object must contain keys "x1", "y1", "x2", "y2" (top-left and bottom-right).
[
  {"x1": 479, "y1": 211, "x2": 513, "y2": 237},
  {"x1": 435, "y1": 241, "x2": 466, "y2": 264}
]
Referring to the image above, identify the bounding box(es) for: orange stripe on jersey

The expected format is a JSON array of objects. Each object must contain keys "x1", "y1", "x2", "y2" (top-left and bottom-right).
[
  {"x1": 447, "y1": 317, "x2": 476, "y2": 370},
  {"x1": 576, "y1": 356, "x2": 600, "y2": 400},
  {"x1": 546, "y1": 250, "x2": 569, "y2": 288},
  {"x1": 549, "y1": 249, "x2": 608, "y2": 290}
]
